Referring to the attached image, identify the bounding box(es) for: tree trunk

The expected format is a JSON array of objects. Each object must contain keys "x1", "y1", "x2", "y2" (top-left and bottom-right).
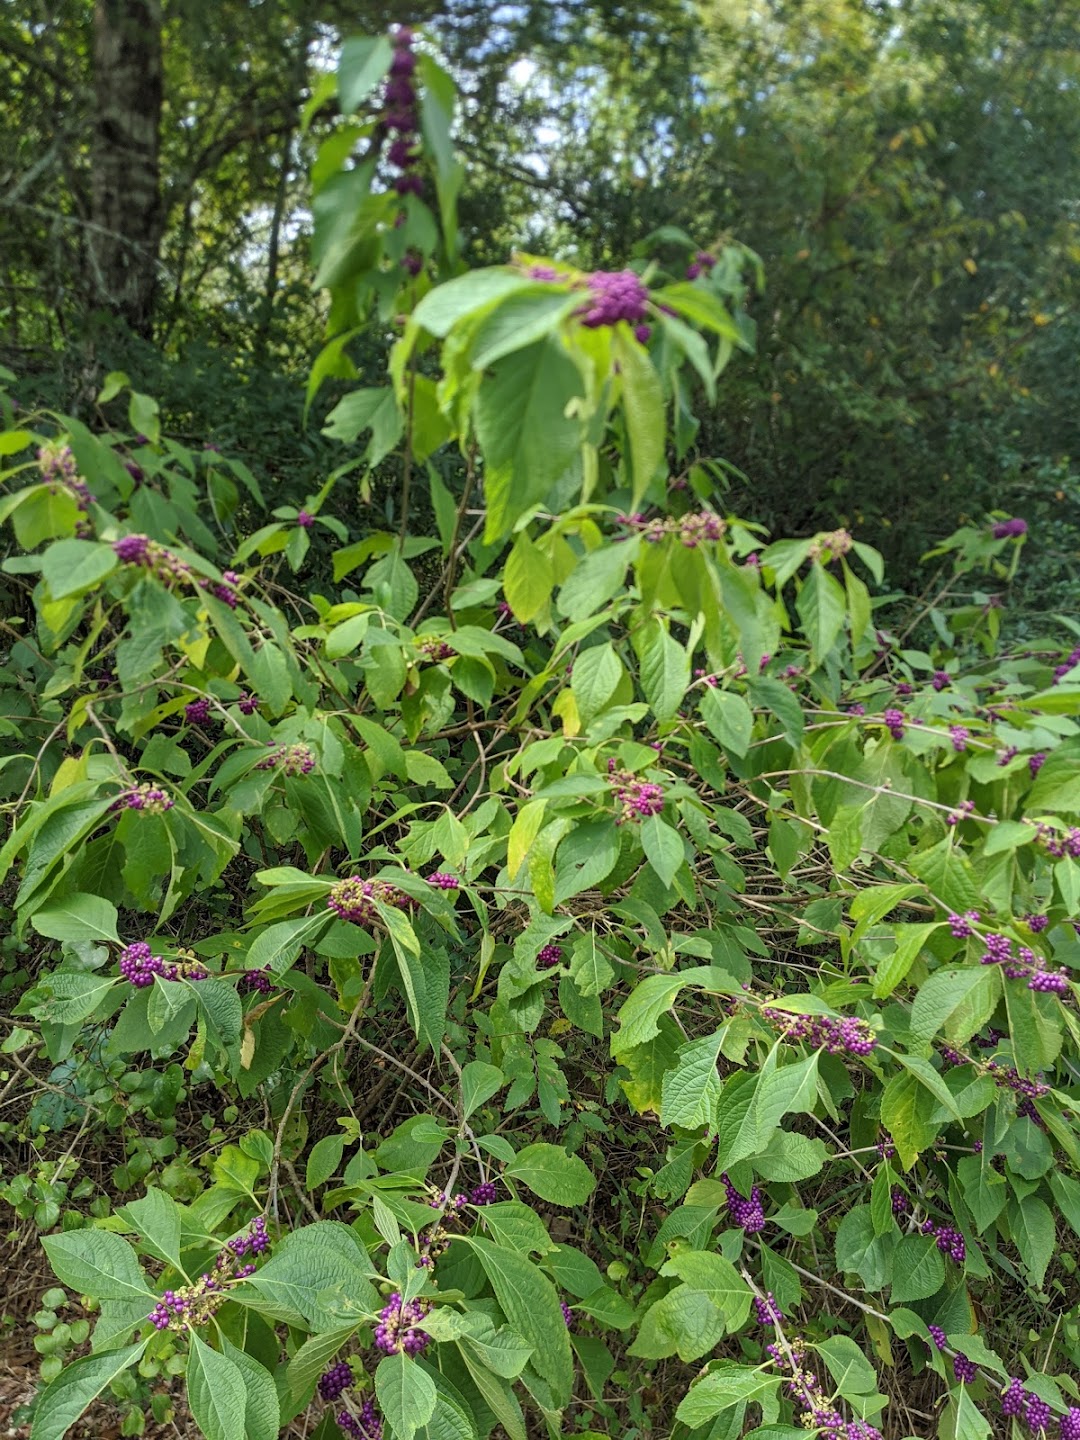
[{"x1": 88, "y1": 0, "x2": 163, "y2": 337}]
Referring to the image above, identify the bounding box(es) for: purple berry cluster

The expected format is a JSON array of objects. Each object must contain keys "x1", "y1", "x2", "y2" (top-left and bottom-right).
[
  {"x1": 932, "y1": 670, "x2": 951, "y2": 690},
  {"x1": 1062, "y1": 1408, "x2": 1080, "y2": 1440},
  {"x1": 426, "y1": 872, "x2": 459, "y2": 889},
  {"x1": 229, "y1": 1216, "x2": 271, "y2": 1258},
  {"x1": 198, "y1": 569, "x2": 240, "y2": 609},
  {"x1": 119, "y1": 942, "x2": 163, "y2": 988},
  {"x1": 319, "y1": 1361, "x2": 353, "y2": 1402},
  {"x1": 469, "y1": 1180, "x2": 498, "y2": 1205},
  {"x1": 113, "y1": 533, "x2": 242, "y2": 606},
  {"x1": 560, "y1": 1300, "x2": 574, "y2": 1329},
  {"x1": 949, "y1": 725, "x2": 969, "y2": 752},
  {"x1": 980, "y1": 934, "x2": 1070, "y2": 995},
  {"x1": 1026, "y1": 913, "x2": 1049, "y2": 933},
  {"x1": 237, "y1": 692, "x2": 259, "y2": 715},
  {"x1": 991, "y1": 517, "x2": 1028, "y2": 539},
  {"x1": 882, "y1": 708, "x2": 905, "y2": 740},
  {"x1": 753, "y1": 1292, "x2": 783, "y2": 1325},
  {"x1": 296, "y1": 510, "x2": 314, "y2": 528},
  {"x1": 429, "y1": 1190, "x2": 468, "y2": 1212},
  {"x1": 1053, "y1": 645, "x2": 1080, "y2": 685},
  {"x1": 616, "y1": 510, "x2": 725, "y2": 546},
  {"x1": 1001, "y1": 1379, "x2": 1054, "y2": 1433},
  {"x1": 808, "y1": 528, "x2": 854, "y2": 564},
  {"x1": 686, "y1": 250, "x2": 716, "y2": 280},
  {"x1": 111, "y1": 782, "x2": 174, "y2": 814},
  {"x1": 256, "y1": 742, "x2": 316, "y2": 776},
  {"x1": 759, "y1": 1007, "x2": 878, "y2": 1057},
  {"x1": 953, "y1": 1354, "x2": 978, "y2": 1384},
  {"x1": 948, "y1": 909, "x2": 980, "y2": 938},
  {"x1": 337, "y1": 1397, "x2": 382, "y2": 1440},
  {"x1": 117, "y1": 942, "x2": 209, "y2": 987},
  {"x1": 927, "y1": 1324, "x2": 948, "y2": 1352},
  {"x1": 575, "y1": 268, "x2": 651, "y2": 342},
  {"x1": 765, "y1": 1337, "x2": 883, "y2": 1440},
  {"x1": 113, "y1": 533, "x2": 188, "y2": 583},
  {"x1": 185, "y1": 696, "x2": 211, "y2": 724},
  {"x1": 327, "y1": 877, "x2": 412, "y2": 925},
  {"x1": 537, "y1": 944, "x2": 562, "y2": 970},
  {"x1": 149, "y1": 1217, "x2": 268, "y2": 1332},
  {"x1": 722, "y1": 1173, "x2": 765, "y2": 1234},
  {"x1": 1034, "y1": 823, "x2": 1080, "y2": 860},
  {"x1": 1029, "y1": 751, "x2": 1047, "y2": 776},
  {"x1": 608, "y1": 762, "x2": 665, "y2": 823},
  {"x1": 946, "y1": 800, "x2": 976, "y2": 826},
  {"x1": 374, "y1": 1292, "x2": 431, "y2": 1356},
  {"x1": 241, "y1": 965, "x2": 273, "y2": 994},
  {"x1": 381, "y1": 27, "x2": 422, "y2": 199},
  {"x1": 918, "y1": 1216, "x2": 966, "y2": 1263},
  {"x1": 986, "y1": 1061, "x2": 1050, "y2": 1099},
  {"x1": 417, "y1": 637, "x2": 455, "y2": 661}
]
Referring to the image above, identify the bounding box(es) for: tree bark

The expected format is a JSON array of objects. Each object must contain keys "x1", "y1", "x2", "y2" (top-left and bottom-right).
[{"x1": 88, "y1": 0, "x2": 164, "y2": 337}]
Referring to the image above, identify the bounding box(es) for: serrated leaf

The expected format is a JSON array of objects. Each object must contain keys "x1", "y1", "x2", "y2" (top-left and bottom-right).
[{"x1": 504, "y1": 1144, "x2": 595, "y2": 1206}]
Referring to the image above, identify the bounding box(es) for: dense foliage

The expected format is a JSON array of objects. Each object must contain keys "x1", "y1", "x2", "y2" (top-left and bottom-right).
[
  {"x1": 3, "y1": 1, "x2": 1078, "y2": 593},
  {"x1": 3, "y1": 17, "x2": 1080, "y2": 1440}
]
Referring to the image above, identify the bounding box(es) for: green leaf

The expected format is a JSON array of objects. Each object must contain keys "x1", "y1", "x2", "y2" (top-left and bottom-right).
[
  {"x1": 943, "y1": 1388, "x2": 992, "y2": 1440},
  {"x1": 660, "y1": 1249, "x2": 752, "y2": 1331},
  {"x1": 635, "y1": 619, "x2": 690, "y2": 722},
  {"x1": 570, "y1": 643, "x2": 623, "y2": 725},
  {"x1": 796, "y1": 563, "x2": 847, "y2": 664},
  {"x1": 243, "y1": 1224, "x2": 378, "y2": 1330},
  {"x1": 30, "y1": 1341, "x2": 146, "y2": 1440},
  {"x1": 871, "y1": 922, "x2": 939, "y2": 999},
  {"x1": 556, "y1": 541, "x2": 632, "y2": 622},
  {"x1": 306, "y1": 1134, "x2": 345, "y2": 1190},
  {"x1": 717, "y1": 1052, "x2": 819, "y2": 1171},
  {"x1": 414, "y1": 268, "x2": 532, "y2": 338},
  {"x1": 187, "y1": 1333, "x2": 248, "y2": 1440},
  {"x1": 338, "y1": 35, "x2": 392, "y2": 113},
  {"x1": 675, "y1": 1365, "x2": 779, "y2": 1427},
  {"x1": 186, "y1": 978, "x2": 243, "y2": 1049},
  {"x1": 909, "y1": 968, "x2": 989, "y2": 1048},
  {"x1": 128, "y1": 391, "x2": 160, "y2": 445},
  {"x1": 652, "y1": 283, "x2": 743, "y2": 342},
  {"x1": 568, "y1": 930, "x2": 615, "y2": 998},
  {"x1": 630, "y1": 1285, "x2": 725, "y2": 1362},
  {"x1": 1027, "y1": 752, "x2": 1080, "y2": 813},
  {"x1": 890, "y1": 1235, "x2": 945, "y2": 1303},
  {"x1": 38, "y1": 971, "x2": 117, "y2": 1026},
  {"x1": 700, "y1": 688, "x2": 754, "y2": 758},
  {"x1": 660, "y1": 1030, "x2": 724, "y2": 1130},
  {"x1": 470, "y1": 289, "x2": 581, "y2": 369},
  {"x1": 504, "y1": 1144, "x2": 595, "y2": 1206},
  {"x1": 460, "y1": 1061, "x2": 505, "y2": 1119},
  {"x1": 30, "y1": 892, "x2": 120, "y2": 944},
  {"x1": 464, "y1": 1238, "x2": 574, "y2": 1406},
  {"x1": 475, "y1": 339, "x2": 584, "y2": 542},
  {"x1": 503, "y1": 531, "x2": 554, "y2": 623},
  {"x1": 615, "y1": 332, "x2": 666, "y2": 505},
  {"x1": 1007, "y1": 1194, "x2": 1055, "y2": 1287},
  {"x1": 879, "y1": 1070, "x2": 939, "y2": 1168},
  {"x1": 375, "y1": 1352, "x2": 438, "y2": 1440},
  {"x1": 120, "y1": 1188, "x2": 182, "y2": 1273},
  {"x1": 42, "y1": 1230, "x2": 150, "y2": 1302},
  {"x1": 220, "y1": 1340, "x2": 280, "y2": 1440},
  {"x1": 815, "y1": 1336, "x2": 877, "y2": 1396},
  {"x1": 40, "y1": 539, "x2": 117, "y2": 600},
  {"x1": 612, "y1": 966, "x2": 739, "y2": 1055},
  {"x1": 640, "y1": 815, "x2": 683, "y2": 888}
]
